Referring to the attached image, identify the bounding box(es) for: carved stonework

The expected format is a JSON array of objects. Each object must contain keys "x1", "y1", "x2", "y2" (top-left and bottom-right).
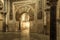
[
  {"x1": 12, "y1": 1, "x2": 37, "y2": 21},
  {"x1": 15, "y1": 5, "x2": 34, "y2": 21},
  {"x1": 0, "y1": 0, "x2": 3, "y2": 12}
]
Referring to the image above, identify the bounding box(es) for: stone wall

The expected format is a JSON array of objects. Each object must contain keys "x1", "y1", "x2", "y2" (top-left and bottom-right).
[
  {"x1": 0, "y1": 13, "x2": 3, "y2": 31},
  {"x1": 57, "y1": 0, "x2": 60, "y2": 40}
]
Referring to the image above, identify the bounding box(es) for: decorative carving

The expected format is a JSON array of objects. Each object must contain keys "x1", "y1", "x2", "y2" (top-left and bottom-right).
[
  {"x1": 15, "y1": 5, "x2": 34, "y2": 21},
  {"x1": 0, "y1": 0, "x2": 3, "y2": 12},
  {"x1": 37, "y1": 11, "x2": 42, "y2": 19}
]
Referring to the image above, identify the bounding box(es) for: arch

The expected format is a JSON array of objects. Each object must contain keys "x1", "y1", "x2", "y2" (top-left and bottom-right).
[
  {"x1": 15, "y1": 5, "x2": 34, "y2": 21},
  {"x1": 15, "y1": 4, "x2": 35, "y2": 14}
]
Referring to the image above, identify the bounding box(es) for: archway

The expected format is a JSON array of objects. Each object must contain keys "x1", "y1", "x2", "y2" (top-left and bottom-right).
[
  {"x1": 15, "y1": 5, "x2": 34, "y2": 32},
  {"x1": 20, "y1": 13, "x2": 30, "y2": 40},
  {"x1": 20, "y1": 12, "x2": 30, "y2": 31}
]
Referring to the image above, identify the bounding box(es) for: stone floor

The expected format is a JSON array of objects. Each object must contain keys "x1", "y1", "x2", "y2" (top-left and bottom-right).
[{"x1": 0, "y1": 32, "x2": 49, "y2": 40}]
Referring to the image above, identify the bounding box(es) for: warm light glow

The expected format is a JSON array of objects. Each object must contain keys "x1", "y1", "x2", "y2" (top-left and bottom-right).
[
  {"x1": 25, "y1": 22, "x2": 30, "y2": 28},
  {"x1": 21, "y1": 13, "x2": 30, "y2": 30},
  {"x1": 21, "y1": 13, "x2": 26, "y2": 21}
]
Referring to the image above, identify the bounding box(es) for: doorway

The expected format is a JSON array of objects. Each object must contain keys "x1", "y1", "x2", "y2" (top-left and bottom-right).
[
  {"x1": 20, "y1": 12, "x2": 30, "y2": 32},
  {"x1": 20, "y1": 12, "x2": 30, "y2": 40}
]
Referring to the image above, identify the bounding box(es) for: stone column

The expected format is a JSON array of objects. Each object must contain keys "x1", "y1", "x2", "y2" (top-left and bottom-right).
[{"x1": 50, "y1": 0, "x2": 58, "y2": 40}]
